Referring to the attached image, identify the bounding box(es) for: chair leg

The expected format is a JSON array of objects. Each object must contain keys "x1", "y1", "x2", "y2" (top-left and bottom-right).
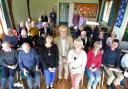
[
  {"x1": 80, "y1": 77, "x2": 84, "y2": 89},
  {"x1": 101, "y1": 71, "x2": 105, "y2": 86}
]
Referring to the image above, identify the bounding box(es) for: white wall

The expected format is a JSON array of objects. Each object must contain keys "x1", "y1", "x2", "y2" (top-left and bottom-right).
[
  {"x1": 113, "y1": 4, "x2": 128, "y2": 41},
  {"x1": 11, "y1": 0, "x2": 98, "y2": 28},
  {"x1": 12, "y1": 0, "x2": 28, "y2": 28}
]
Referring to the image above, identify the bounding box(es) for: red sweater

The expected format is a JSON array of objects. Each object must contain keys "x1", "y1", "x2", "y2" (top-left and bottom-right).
[{"x1": 86, "y1": 49, "x2": 102, "y2": 69}]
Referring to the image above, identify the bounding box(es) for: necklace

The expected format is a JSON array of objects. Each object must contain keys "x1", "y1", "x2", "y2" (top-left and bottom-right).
[
  {"x1": 45, "y1": 43, "x2": 52, "y2": 56},
  {"x1": 74, "y1": 49, "x2": 81, "y2": 60},
  {"x1": 47, "y1": 48, "x2": 51, "y2": 56}
]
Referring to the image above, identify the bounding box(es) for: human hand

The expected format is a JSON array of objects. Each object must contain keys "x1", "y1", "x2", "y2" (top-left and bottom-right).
[
  {"x1": 36, "y1": 66, "x2": 39, "y2": 71},
  {"x1": 8, "y1": 64, "x2": 17, "y2": 69},
  {"x1": 23, "y1": 68, "x2": 28, "y2": 77}
]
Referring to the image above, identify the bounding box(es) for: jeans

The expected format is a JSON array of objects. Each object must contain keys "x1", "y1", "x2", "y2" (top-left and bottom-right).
[
  {"x1": 25, "y1": 69, "x2": 40, "y2": 89},
  {"x1": 85, "y1": 68, "x2": 101, "y2": 89},
  {"x1": 44, "y1": 69, "x2": 56, "y2": 86},
  {"x1": 1, "y1": 66, "x2": 15, "y2": 89}
]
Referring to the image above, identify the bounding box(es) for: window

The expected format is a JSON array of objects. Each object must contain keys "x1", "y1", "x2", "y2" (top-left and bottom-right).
[
  {"x1": 0, "y1": 3, "x2": 7, "y2": 34},
  {"x1": 103, "y1": 0, "x2": 113, "y2": 22}
]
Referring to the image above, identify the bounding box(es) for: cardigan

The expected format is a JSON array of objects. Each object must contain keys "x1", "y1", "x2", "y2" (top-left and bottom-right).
[
  {"x1": 39, "y1": 44, "x2": 59, "y2": 70},
  {"x1": 68, "y1": 49, "x2": 87, "y2": 74},
  {"x1": 86, "y1": 49, "x2": 102, "y2": 69}
]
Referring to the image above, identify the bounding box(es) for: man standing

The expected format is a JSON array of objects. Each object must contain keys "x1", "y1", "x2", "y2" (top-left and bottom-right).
[
  {"x1": 54, "y1": 25, "x2": 73, "y2": 82},
  {"x1": 50, "y1": 8, "x2": 57, "y2": 26}
]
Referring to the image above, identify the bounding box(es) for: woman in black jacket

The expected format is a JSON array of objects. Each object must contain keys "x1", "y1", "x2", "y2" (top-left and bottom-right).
[{"x1": 39, "y1": 34, "x2": 59, "y2": 89}]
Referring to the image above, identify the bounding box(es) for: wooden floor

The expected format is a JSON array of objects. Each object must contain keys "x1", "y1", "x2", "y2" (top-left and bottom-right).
[
  {"x1": 0, "y1": 72, "x2": 125, "y2": 89},
  {"x1": 22, "y1": 75, "x2": 125, "y2": 89}
]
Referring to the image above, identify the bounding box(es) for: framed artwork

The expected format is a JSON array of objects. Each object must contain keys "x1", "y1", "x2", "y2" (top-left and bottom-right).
[
  {"x1": 74, "y1": 3, "x2": 98, "y2": 18},
  {"x1": 122, "y1": 22, "x2": 128, "y2": 41}
]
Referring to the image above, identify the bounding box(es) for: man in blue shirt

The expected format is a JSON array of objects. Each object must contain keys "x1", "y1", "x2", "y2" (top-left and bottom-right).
[
  {"x1": 19, "y1": 43, "x2": 40, "y2": 89},
  {"x1": 103, "y1": 39, "x2": 124, "y2": 89}
]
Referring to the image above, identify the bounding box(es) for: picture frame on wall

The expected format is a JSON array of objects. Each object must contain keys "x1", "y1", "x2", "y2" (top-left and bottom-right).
[
  {"x1": 122, "y1": 22, "x2": 128, "y2": 41},
  {"x1": 74, "y1": 3, "x2": 98, "y2": 18}
]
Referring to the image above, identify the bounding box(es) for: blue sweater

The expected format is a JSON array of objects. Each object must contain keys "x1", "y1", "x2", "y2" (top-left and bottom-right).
[
  {"x1": 102, "y1": 47, "x2": 121, "y2": 68},
  {"x1": 19, "y1": 48, "x2": 39, "y2": 70}
]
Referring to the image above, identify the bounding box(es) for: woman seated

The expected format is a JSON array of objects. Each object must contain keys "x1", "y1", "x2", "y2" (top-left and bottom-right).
[
  {"x1": 0, "y1": 41, "x2": 18, "y2": 89},
  {"x1": 68, "y1": 38, "x2": 87, "y2": 89},
  {"x1": 85, "y1": 41, "x2": 102, "y2": 89},
  {"x1": 18, "y1": 29, "x2": 33, "y2": 47}
]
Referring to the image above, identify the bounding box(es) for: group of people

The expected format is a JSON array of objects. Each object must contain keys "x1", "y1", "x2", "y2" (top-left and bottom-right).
[
  {"x1": 72, "y1": 11, "x2": 86, "y2": 27},
  {"x1": 0, "y1": 21, "x2": 128, "y2": 89}
]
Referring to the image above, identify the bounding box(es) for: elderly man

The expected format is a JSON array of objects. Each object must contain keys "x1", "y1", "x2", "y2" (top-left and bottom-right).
[
  {"x1": 19, "y1": 43, "x2": 40, "y2": 89},
  {"x1": 54, "y1": 25, "x2": 73, "y2": 82},
  {"x1": 0, "y1": 41, "x2": 18, "y2": 89}
]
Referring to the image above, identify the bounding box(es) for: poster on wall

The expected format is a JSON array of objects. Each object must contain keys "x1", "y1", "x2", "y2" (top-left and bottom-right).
[
  {"x1": 122, "y1": 22, "x2": 128, "y2": 41},
  {"x1": 74, "y1": 3, "x2": 98, "y2": 18}
]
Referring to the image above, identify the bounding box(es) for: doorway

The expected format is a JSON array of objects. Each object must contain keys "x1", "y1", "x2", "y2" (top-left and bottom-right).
[{"x1": 59, "y1": 2, "x2": 69, "y2": 26}]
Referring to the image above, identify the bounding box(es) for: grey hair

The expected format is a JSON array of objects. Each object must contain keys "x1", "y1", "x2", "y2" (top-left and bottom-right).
[
  {"x1": 21, "y1": 43, "x2": 30, "y2": 49},
  {"x1": 2, "y1": 41, "x2": 10, "y2": 48}
]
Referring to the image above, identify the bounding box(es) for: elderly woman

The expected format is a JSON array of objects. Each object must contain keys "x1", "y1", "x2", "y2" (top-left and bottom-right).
[
  {"x1": 39, "y1": 22, "x2": 50, "y2": 37},
  {"x1": 39, "y1": 34, "x2": 59, "y2": 89},
  {"x1": 0, "y1": 41, "x2": 18, "y2": 89},
  {"x1": 18, "y1": 29, "x2": 33, "y2": 47},
  {"x1": 80, "y1": 31, "x2": 90, "y2": 52},
  {"x1": 85, "y1": 41, "x2": 102, "y2": 89},
  {"x1": 68, "y1": 38, "x2": 87, "y2": 89}
]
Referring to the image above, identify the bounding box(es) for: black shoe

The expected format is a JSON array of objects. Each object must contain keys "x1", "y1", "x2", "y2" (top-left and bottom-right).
[
  {"x1": 107, "y1": 85, "x2": 112, "y2": 89},
  {"x1": 111, "y1": 83, "x2": 116, "y2": 89},
  {"x1": 50, "y1": 83, "x2": 54, "y2": 89},
  {"x1": 33, "y1": 86, "x2": 40, "y2": 89}
]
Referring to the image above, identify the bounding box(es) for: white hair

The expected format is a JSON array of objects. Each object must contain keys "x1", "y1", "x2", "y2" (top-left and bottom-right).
[{"x1": 2, "y1": 41, "x2": 10, "y2": 50}]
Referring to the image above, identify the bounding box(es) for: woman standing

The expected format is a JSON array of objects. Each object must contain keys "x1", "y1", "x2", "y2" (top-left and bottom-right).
[
  {"x1": 68, "y1": 38, "x2": 87, "y2": 89},
  {"x1": 39, "y1": 34, "x2": 59, "y2": 89},
  {"x1": 85, "y1": 41, "x2": 102, "y2": 89},
  {"x1": 0, "y1": 41, "x2": 18, "y2": 89}
]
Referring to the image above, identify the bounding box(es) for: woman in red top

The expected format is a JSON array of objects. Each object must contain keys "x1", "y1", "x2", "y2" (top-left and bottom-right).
[{"x1": 85, "y1": 41, "x2": 102, "y2": 89}]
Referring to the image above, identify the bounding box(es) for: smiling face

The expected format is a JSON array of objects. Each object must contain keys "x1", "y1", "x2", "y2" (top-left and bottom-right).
[
  {"x1": 74, "y1": 39, "x2": 83, "y2": 50},
  {"x1": 45, "y1": 35, "x2": 53, "y2": 44},
  {"x1": 94, "y1": 41, "x2": 102, "y2": 51},
  {"x1": 59, "y1": 25, "x2": 67, "y2": 38},
  {"x1": 111, "y1": 41, "x2": 119, "y2": 49},
  {"x1": 22, "y1": 43, "x2": 31, "y2": 53}
]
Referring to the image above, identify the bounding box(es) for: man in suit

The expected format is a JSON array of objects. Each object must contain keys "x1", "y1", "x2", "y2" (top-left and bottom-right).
[{"x1": 54, "y1": 25, "x2": 73, "y2": 82}]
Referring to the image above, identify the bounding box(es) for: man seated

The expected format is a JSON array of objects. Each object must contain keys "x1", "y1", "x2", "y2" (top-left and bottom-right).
[
  {"x1": 19, "y1": 43, "x2": 40, "y2": 89},
  {"x1": 102, "y1": 39, "x2": 124, "y2": 89}
]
